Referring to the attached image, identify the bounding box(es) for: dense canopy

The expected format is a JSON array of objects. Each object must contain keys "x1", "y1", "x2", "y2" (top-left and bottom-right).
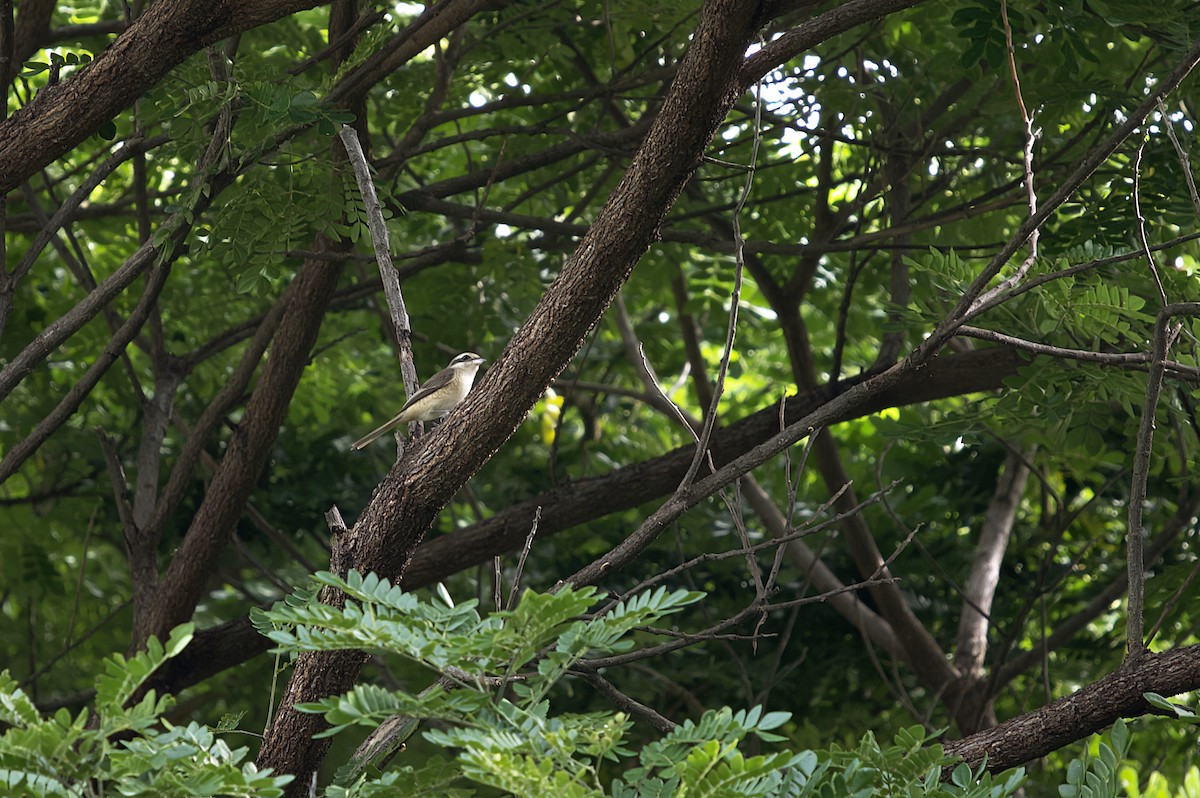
[{"x1": 2, "y1": 0, "x2": 1200, "y2": 794}]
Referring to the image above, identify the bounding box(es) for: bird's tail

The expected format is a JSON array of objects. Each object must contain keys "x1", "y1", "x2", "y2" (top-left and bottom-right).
[{"x1": 351, "y1": 414, "x2": 404, "y2": 450}]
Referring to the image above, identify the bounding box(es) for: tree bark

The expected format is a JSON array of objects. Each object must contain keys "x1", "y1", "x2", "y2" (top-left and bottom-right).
[
  {"x1": 137, "y1": 245, "x2": 345, "y2": 646},
  {"x1": 945, "y1": 645, "x2": 1200, "y2": 773},
  {"x1": 953, "y1": 449, "x2": 1031, "y2": 731},
  {"x1": 0, "y1": 0, "x2": 324, "y2": 193}
]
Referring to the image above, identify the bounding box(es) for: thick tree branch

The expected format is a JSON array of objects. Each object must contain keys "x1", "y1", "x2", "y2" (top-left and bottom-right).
[
  {"x1": 138, "y1": 245, "x2": 345, "y2": 646},
  {"x1": 955, "y1": 450, "x2": 1030, "y2": 680},
  {"x1": 327, "y1": 0, "x2": 503, "y2": 107},
  {"x1": 126, "y1": 346, "x2": 1027, "y2": 702},
  {"x1": 945, "y1": 645, "x2": 1200, "y2": 773},
  {"x1": 739, "y1": 0, "x2": 929, "y2": 89},
  {"x1": 0, "y1": 0, "x2": 324, "y2": 193}
]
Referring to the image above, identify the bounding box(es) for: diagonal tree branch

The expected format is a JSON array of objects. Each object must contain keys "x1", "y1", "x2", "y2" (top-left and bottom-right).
[
  {"x1": 0, "y1": 0, "x2": 326, "y2": 193},
  {"x1": 954, "y1": 449, "x2": 1031, "y2": 681},
  {"x1": 128, "y1": 346, "x2": 1025, "y2": 704},
  {"x1": 945, "y1": 644, "x2": 1200, "y2": 774},
  {"x1": 137, "y1": 242, "x2": 346, "y2": 647}
]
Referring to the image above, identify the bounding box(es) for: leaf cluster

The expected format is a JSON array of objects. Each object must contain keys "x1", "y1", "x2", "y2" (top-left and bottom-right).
[
  {"x1": 256, "y1": 571, "x2": 1034, "y2": 797},
  {"x1": 0, "y1": 624, "x2": 292, "y2": 797}
]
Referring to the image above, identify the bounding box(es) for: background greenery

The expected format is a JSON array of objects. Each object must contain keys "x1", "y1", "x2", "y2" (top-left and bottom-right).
[{"x1": 2, "y1": 0, "x2": 1200, "y2": 794}]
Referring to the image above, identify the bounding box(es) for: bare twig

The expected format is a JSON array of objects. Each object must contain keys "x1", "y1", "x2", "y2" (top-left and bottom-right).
[
  {"x1": 288, "y1": 10, "x2": 385, "y2": 75},
  {"x1": 956, "y1": 325, "x2": 1199, "y2": 379},
  {"x1": 575, "y1": 670, "x2": 676, "y2": 733},
  {"x1": 232, "y1": 532, "x2": 294, "y2": 595},
  {"x1": 12, "y1": 135, "x2": 166, "y2": 287},
  {"x1": 148, "y1": 291, "x2": 291, "y2": 540},
  {"x1": 247, "y1": 504, "x2": 320, "y2": 574},
  {"x1": 0, "y1": 243, "x2": 158, "y2": 403},
  {"x1": 1126, "y1": 303, "x2": 1200, "y2": 659},
  {"x1": 95, "y1": 428, "x2": 138, "y2": 543},
  {"x1": 505, "y1": 507, "x2": 542, "y2": 610},
  {"x1": 606, "y1": 480, "x2": 885, "y2": 612},
  {"x1": 1157, "y1": 99, "x2": 1200, "y2": 219},
  {"x1": 19, "y1": 597, "x2": 131, "y2": 690},
  {"x1": 337, "y1": 125, "x2": 419, "y2": 427},
  {"x1": 0, "y1": 259, "x2": 172, "y2": 484},
  {"x1": 580, "y1": 574, "x2": 901, "y2": 672},
  {"x1": 1146, "y1": 555, "x2": 1200, "y2": 647},
  {"x1": 612, "y1": 294, "x2": 702, "y2": 434},
  {"x1": 676, "y1": 76, "x2": 762, "y2": 493},
  {"x1": 944, "y1": 37, "x2": 1200, "y2": 330},
  {"x1": 493, "y1": 557, "x2": 502, "y2": 613},
  {"x1": 969, "y1": 231, "x2": 1200, "y2": 321},
  {"x1": 972, "y1": 0, "x2": 1039, "y2": 310},
  {"x1": 562, "y1": 72, "x2": 767, "y2": 596},
  {"x1": 1133, "y1": 136, "x2": 1169, "y2": 306}
]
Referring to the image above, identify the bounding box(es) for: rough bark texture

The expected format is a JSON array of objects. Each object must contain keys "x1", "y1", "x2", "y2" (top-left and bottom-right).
[
  {"x1": 7, "y1": 0, "x2": 1198, "y2": 790},
  {"x1": 9, "y1": 0, "x2": 53, "y2": 84},
  {"x1": 138, "y1": 248, "x2": 344, "y2": 645},
  {"x1": 0, "y1": 0, "x2": 323, "y2": 192},
  {"x1": 945, "y1": 645, "x2": 1200, "y2": 773}
]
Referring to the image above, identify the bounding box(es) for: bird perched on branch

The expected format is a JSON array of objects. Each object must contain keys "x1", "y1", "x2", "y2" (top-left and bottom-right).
[{"x1": 351, "y1": 352, "x2": 486, "y2": 450}]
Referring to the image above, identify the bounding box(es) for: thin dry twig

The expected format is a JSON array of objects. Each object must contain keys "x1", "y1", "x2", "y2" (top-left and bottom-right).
[
  {"x1": 676, "y1": 77, "x2": 763, "y2": 492},
  {"x1": 967, "y1": 231, "x2": 1200, "y2": 319},
  {"x1": 956, "y1": 325, "x2": 1200, "y2": 379},
  {"x1": 95, "y1": 427, "x2": 137, "y2": 542},
  {"x1": 581, "y1": 574, "x2": 900, "y2": 672},
  {"x1": 972, "y1": 0, "x2": 1039, "y2": 309},
  {"x1": 603, "y1": 480, "x2": 881, "y2": 612},
  {"x1": 1133, "y1": 136, "x2": 1169, "y2": 307},
  {"x1": 1126, "y1": 303, "x2": 1200, "y2": 658},
  {"x1": 337, "y1": 125, "x2": 419, "y2": 430},
  {"x1": 492, "y1": 557, "x2": 503, "y2": 613},
  {"x1": 505, "y1": 506, "x2": 542, "y2": 610},
  {"x1": 769, "y1": 401, "x2": 820, "y2": 597},
  {"x1": 575, "y1": 670, "x2": 676, "y2": 733},
  {"x1": 1157, "y1": 99, "x2": 1200, "y2": 219},
  {"x1": 947, "y1": 37, "x2": 1200, "y2": 329},
  {"x1": 1145, "y1": 555, "x2": 1200, "y2": 647},
  {"x1": 19, "y1": 597, "x2": 131, "y2": 691},
  {"x1": 612, "y1": 293, "x2": 702, "y2": 434}
]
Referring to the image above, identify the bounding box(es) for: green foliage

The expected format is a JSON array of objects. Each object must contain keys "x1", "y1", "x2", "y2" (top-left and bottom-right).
[
  {"x1": 257, "y1": 571, "x2": 703, "y2": 729},
  {"x1": 1059, "y1": 719, "x2": 1130, "y2": 798},
  {"x1": 0, "y1": 624, "x2": 292, "y2": 797},
  {"x1": 5, "y1": 0, "x2": 1200, "y2": 794},
  {"x1": 1145, "y1": 693, "x2": 1200, "y2": 725},
  {"x1": 259, "y1": 572, "x2": 1035, "y2": 797}
]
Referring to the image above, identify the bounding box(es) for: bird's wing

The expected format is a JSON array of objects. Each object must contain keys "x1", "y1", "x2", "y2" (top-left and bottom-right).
[{"x1": 396, "y1": 367, "x2": 455, "y2": 413}]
